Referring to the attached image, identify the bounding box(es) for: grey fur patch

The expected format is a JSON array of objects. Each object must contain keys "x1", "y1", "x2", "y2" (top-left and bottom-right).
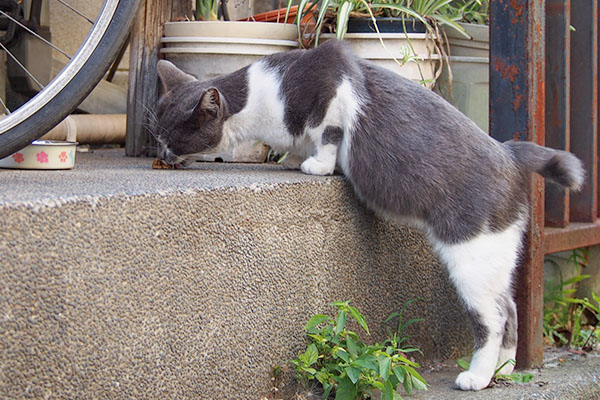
[
  {"x1": 264, "y1": 41, "x2": 361, "y2": 136},
  {"x1": 466, "y1": 308, "x2": 489, "y2": 350},
  {"x1": 501, "y1": 296, "x2": 518, "y2": 349},
  {"x1": 322, "y1": 126, "x2": 344, "y2": 145}
]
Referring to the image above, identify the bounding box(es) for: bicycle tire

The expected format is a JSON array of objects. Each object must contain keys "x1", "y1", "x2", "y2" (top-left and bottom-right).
[{"x1": 0, "y1": 0, "x2": 141, "y2": 159}]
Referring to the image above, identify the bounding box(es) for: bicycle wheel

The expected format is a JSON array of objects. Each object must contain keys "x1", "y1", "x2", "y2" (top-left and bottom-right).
[{"x1": 0, "y1": 0, "x2": 140, "y2": 159}]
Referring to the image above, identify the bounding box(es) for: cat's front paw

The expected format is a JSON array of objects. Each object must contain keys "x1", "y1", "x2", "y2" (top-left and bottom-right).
[
  {"x1": 454, "y1": 371, "x2": 491, "y2": 391},
  {"x1": 300, "y1": 157, "x2": 335, "y2": 176}
]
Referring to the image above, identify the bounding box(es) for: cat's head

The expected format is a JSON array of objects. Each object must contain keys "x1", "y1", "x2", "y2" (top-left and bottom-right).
[{"x1": 153, "y1": 60, "x2": 225, "y2": 168}]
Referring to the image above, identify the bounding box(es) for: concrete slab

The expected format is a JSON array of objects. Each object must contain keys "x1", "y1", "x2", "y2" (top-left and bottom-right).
[{"x1": 0, "y1": 148, "x2": 325, "y2": 208}]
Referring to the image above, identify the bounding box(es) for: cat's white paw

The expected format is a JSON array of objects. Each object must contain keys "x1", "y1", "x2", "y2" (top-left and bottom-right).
[
  {"x1": 301, "y1": 157, "x2": 335, "y2": 176},
  {"x1": 454, "y1": 371, "x2": 491, "y2": 391}
]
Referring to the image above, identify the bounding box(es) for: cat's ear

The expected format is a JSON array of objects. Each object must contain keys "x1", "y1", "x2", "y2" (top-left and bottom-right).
[
  {"x1": 157, "y1": 60, "x2": 196, "y2": 93},
  {"x1": 197, "y1": 88, "x2": 222, "y2": 116}
]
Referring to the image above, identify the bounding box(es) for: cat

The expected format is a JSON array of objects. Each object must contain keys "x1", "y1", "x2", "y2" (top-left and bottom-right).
[{"x1": 152, "y1": 39, "x2": 584, "y2": 391}]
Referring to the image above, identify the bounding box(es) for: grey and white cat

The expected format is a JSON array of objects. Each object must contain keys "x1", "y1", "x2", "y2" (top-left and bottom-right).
[{"x1": 153, "y1": 39, "x2": 584, "y2": 391}]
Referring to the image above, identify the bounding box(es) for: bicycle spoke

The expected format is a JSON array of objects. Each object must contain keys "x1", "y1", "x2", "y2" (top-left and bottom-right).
[
  {"x1": 0, "y1": 10, "x2": 72, "y2": 59},
  {"x1": 0, "y1": 41, "x2": 45, "y2": 91},
  {"x1": 54, "y1": 0, "x2": 95, "y2": 24},
  {"x1": 0, "y1": 96, "x2": 11, "y2": 115}
]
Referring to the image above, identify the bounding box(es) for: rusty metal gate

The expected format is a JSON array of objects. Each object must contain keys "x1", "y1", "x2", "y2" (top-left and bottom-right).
[{"x1": 490, "y1": 0, "x2": 598, "y2": 368}]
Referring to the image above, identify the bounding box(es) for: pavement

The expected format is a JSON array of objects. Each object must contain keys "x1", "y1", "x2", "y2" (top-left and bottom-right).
[{"x1": 411, "y1": 348, "x2": 600, "y2": 400}]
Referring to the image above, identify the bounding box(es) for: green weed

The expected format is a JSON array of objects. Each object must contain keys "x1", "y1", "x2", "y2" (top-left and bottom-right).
[
  {"x1": 544, "y1": 249, "x2": 600, "y2": 350},
  {"x1": 289, "y1": 300, "x2": 427, "y2": 400}
]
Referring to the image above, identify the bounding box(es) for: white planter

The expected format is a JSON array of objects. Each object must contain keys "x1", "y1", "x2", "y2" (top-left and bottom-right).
[
  {"x1": 160, "y1": 21, "x2": 298, "y2": 82},
  {"x1": 437, "y1": 23, "x2": 489, "y2": 132},
  {"x1": 445, "y1": 22, "x2": 489, "y2": 57},
  {"x1": 321, "y1": 32, "x2": 440, "y2": 88}
]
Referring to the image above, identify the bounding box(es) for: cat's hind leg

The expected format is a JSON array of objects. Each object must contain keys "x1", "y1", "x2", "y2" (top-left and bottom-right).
[
  {"x1": 432, "y1": 219, "x2": 525, "y2": 391},
  {"x1": 496, "y1": 295, "x2": 518, "y2": 375}
]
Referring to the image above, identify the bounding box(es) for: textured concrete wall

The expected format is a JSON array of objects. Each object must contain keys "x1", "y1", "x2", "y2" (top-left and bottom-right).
[{"x1": 0, "y1": 156, "x2": 472, "y2": 399}]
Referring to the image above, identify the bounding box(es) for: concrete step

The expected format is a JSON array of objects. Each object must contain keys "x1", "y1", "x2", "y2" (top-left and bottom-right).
[{"x1": 0, "y1": 148, "x2": 496, "y2": 398}]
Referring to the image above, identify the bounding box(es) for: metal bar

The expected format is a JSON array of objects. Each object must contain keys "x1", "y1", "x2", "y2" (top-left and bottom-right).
[
  {"x1": 0, "y1": 10, "x2": 72, "y2": 59},
  {"x1": 545, "y1": 0, "x2": 571, "y2": 228},
  {"x1": 0, "y1": 41, "x2": 44, "y2": 90},
  {"x1": 490, "y1": 0, "x2": 546, "y2": 369},
  {"x1": 544, "y1": 221, "x2": 600, "y2": 254},
  {"x1": 0, "y1": 96, "x2": 11, "y2": 114},
  {"x1": 55, "y1": 0, "x2": 95, "y2": 24},
  {"x1": 569, "y1": 1, "x2": 598, "y2": 222}
]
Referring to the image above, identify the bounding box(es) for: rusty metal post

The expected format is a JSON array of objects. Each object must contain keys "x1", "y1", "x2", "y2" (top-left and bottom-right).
[
  {"x1": 489, "y1": 0, "x2": 546, "y2": 369},
  {"x1": 545, "y1": 0, "x2": 571, "y2": 228},
  {"x1": 569, "y1": 1, "x2": 598, "y2": 222}
]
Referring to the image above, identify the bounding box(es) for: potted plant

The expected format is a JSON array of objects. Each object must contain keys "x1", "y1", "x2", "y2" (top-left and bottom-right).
[{"x1": 287, "y1": 0, "x2": 468, "y2": 87}]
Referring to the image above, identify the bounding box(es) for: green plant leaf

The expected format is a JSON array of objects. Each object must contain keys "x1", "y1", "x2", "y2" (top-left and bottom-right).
[
  {"x1": 334, "y1": 346, "x2": 350, "y2": 363},
  {"x1": 314, "y1": 0, "x2": 332, "y2": 46},
  {"x1": 348, "y1": 305, "x2": 370, "y2": 334},
  {"x1": 316, "y1": 370, "x2": 330, "y2": 385},
  {"x1": 393, "y1": 366, "x2": 406, "y2": 383},
  {"x1": 457, "y1": 358, "x2": 470, "y2": 370},
  {"x1": 378, "y1": 355, "x2": 392, "y2": 380},
  {"x1": 496, "y1": 372, "x2": 535, "y2": 384},
  {"x1": 346, "y1": 335, "x2": 358, "y2": 358},
  {"x1": 353, "y1": 355, "x2": 378, "y2": 372},
  {"x1": 305, "y1": 343, "x2": 319, "y2": 366},
  {"x1": 345, "y1": 366, "x2": 361, "y2": 384},
  {"x1": 382, "y1": 379, "x2": 395, "y2": 400},
  {"x1": 334, "y1": 375, "x2": 357, "y2": 400},
  {"x1": 335, "y1": 310, "x2": 347, "y2": 335},
  {"x1": 305, "y1": 314, "x2": 330, "y2": 332},
  {"x1": 322, "y1": 384, "x2": 333, "y2": 400},
  {"x1": 410, "y1": 375, "x2": 427, "y2": 390},
  {"x1": 335, "y1": 1, "x2": 354, "y2": 40}
]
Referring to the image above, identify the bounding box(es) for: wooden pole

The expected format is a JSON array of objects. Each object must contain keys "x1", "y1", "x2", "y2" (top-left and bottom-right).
[{"x1": 126, "y1": 0, "x2": 193, "y2": 157}]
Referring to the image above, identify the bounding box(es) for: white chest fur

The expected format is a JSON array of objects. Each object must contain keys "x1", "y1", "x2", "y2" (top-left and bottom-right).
[{"x1": 222, "y1": 61, "x2": 294, "y2": 152}]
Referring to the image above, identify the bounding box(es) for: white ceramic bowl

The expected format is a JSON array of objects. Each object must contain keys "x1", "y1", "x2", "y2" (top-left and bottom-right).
[{"x1": 0, "y1": 140, "x2": 78, "y2": 169}]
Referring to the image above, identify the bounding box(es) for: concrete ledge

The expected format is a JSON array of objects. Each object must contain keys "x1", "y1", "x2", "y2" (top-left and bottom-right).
[{"x1": 0, "y1": 149, "x2": 471, "y2": 399}]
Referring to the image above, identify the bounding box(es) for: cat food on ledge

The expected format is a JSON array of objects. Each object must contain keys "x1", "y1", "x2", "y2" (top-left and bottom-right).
[{"x1": 152, "y1": 159, "x2": 179, "y2": 169}]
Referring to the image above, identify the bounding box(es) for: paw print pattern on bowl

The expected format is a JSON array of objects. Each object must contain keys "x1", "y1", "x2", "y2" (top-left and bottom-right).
[
  {"x1": 59, "y1": 151, "x2": 68, "y2": 163},
  {"x1": 36, "y1": 151, "x2": 49, "y2": 163},
  {"x1": 12, "y1": 153, "x2": 24, "y2": 163}
]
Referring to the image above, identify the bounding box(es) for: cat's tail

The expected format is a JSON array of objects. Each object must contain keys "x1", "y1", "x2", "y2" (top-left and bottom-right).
[{"x1": 504, "y1": 140, "x2": 585, "y2": 191}]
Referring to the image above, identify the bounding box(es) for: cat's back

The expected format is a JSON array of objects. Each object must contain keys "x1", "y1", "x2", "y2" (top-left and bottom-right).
[{"x1": 345, "y1": 58, "x2": 525, "y2": 243}]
